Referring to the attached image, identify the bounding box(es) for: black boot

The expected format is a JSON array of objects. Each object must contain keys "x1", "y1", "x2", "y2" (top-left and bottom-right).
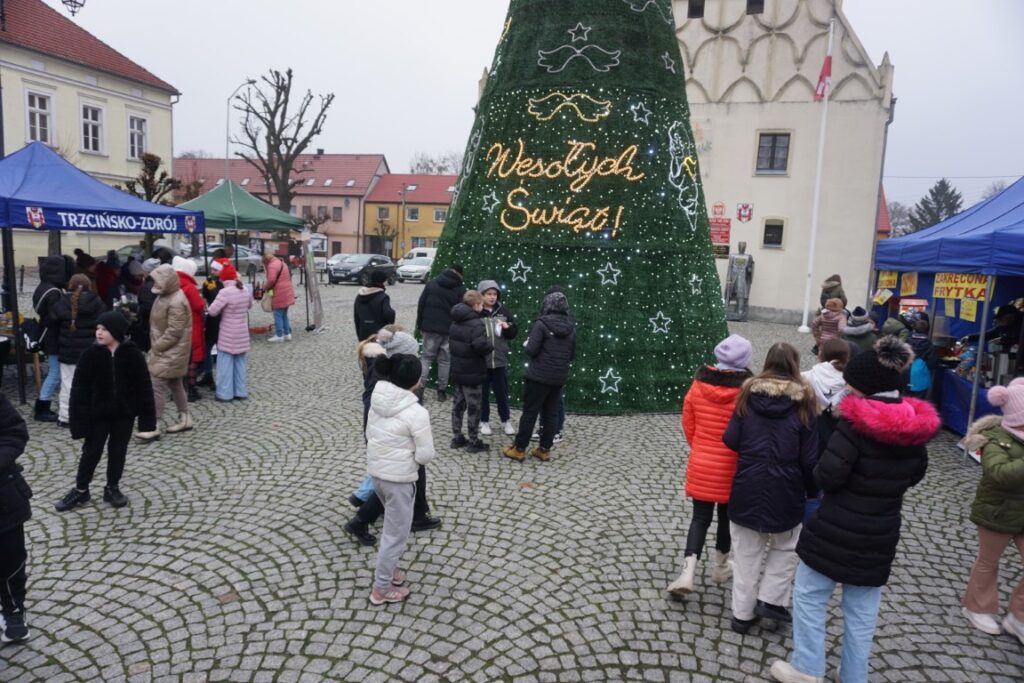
[
  {"x1": 344, "y1": 520, "x2": 377, "y2": 547},
  {"x1": 33, "y1": 399, "x2": 57, "y2": 422},
  {"x1": 187, "y1": 385, "x2": 202, "y2": 402}
]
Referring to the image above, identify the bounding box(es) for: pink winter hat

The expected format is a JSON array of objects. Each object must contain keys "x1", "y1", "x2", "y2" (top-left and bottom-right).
[{"x1": 989, "y1": 378, "x2": 1024, "y2": 428}]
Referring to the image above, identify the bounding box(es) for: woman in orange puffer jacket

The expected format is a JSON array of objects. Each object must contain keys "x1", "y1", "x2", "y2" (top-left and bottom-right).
[{"x1": 668, "y1": 334, "x2": 753, "y2": 597}]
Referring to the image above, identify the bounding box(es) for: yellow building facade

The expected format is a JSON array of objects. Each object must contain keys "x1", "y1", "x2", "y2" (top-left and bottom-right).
[{"x1": 363, "y1": 174, "x2": 457, "y2": 259}]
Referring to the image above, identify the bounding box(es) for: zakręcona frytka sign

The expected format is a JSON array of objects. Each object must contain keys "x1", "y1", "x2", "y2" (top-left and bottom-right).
[{"x1": 19, "y1": 206, "x2": 204, "y2": 235}]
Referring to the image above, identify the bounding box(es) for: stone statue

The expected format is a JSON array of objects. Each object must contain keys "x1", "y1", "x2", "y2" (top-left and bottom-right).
[{"x1": 724, "y1": 241, "x2": 754, "y2": 321}]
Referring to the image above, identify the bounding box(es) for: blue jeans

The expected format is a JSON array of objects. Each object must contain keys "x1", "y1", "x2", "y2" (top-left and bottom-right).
[
  {"x1": 273, "y1": 307, "x2": 292, "y2": 337},
  {"x1": 480, "y1": 366, "x2": 511, "y2": 423},
  {"x1": 40, "y1": 360, "x2": 61, "y2": 401},
  {"x1": 791, "y1": 561, "x2": 882, "y2": 683},
  {"x1": 354, "y1": 476, "x2": 374, "y2": 502},
  {"x1": 216, "y1": 351, "x2": 248, "y2": 400}
]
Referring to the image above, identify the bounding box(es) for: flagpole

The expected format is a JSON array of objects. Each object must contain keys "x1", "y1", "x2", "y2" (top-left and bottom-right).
[{"x1": 798, "y1": 18, "x2": 835, "y2": 333}]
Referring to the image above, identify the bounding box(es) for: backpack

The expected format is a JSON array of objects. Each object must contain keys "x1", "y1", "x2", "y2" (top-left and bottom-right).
[{"x1": 909, "y1": 357, "x2": 932, "y2": 392}]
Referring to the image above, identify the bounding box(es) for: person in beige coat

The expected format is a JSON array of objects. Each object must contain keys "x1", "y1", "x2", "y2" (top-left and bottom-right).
[{"x1": 137, "y1": 264, "x2": 193, "y2": 441}]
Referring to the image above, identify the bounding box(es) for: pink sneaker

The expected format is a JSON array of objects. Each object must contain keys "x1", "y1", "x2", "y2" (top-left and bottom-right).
[
  {"x1": 391, "y1": 569, "x2": 407, "y2": 586},
  {"x1": 369, "y1": 584, "x2": 410, "y2": 605}
]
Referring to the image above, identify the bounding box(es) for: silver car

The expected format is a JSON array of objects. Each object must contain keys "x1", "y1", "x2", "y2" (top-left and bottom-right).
[
  {"x1": 191, "y1": 245, "x2": 264, "y2": 277},
  {"x1": 396, "y1": 257, "x2": 433, "y2": 284}
]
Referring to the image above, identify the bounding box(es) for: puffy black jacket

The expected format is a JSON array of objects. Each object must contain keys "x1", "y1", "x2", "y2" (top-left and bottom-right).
[
  {"x1": 416, "y1": 270, "x2": 465, "y2": 335},
  {"x1": 448, "y1": 303, "x2": 493, "y2": 386},
  {"x1": 523, "y1": 312, "x2": 576, "y2": 386},
  {"x1": 31, "y1": 256, "x2": 67, "y2": 355},
  {"x1": 723, "y1": 378, "x2": 819, "y2": 533},
  {"x1": 0, "y1": 394, "x2": 31, "y2": 533},
  {"x1": 353, "y1": 287, "x2": 396, "y2": 341},
  {"x1": 69, "y1": 341, "x2": 156, "y2": 438},
  {"x1": 47, "y1": 290, "x2": 107, "y2": 365},
  {"x1": 797, "y1": 394, "x2": 937, "y2": 587}
]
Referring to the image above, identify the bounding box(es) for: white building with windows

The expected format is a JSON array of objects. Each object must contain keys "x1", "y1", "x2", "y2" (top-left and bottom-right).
[
  {"x1": 0, "y1": 0, "x2": 178, "y2": 260},
  {"x1": 675, "y1": 0, "x2": 894, "y2": 321}
]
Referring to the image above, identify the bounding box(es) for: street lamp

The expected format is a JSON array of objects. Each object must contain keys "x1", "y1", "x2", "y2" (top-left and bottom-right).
[
  {"x1": 61, "y1": 0, "x2": 86, "y2": 15},
  {"x1": 225, "y1": 79, "x2": 255, "y2": 268}
]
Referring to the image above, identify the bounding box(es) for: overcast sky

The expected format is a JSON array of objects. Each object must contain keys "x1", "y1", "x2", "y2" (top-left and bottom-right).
[{"x1": 44, "y1": 0, "x2": 1024, "y2": 207}]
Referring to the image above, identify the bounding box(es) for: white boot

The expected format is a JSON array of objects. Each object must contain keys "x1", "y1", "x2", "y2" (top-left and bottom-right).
[
  {"x1": 710, "y1": 550, "x2": 733, "y2": 583},
  {"x1": 666, "y1": 555, "x2": 697, "y2": 595},
  {"x1": 166, "y1": 412, "x2": 194, "y2": 434}
]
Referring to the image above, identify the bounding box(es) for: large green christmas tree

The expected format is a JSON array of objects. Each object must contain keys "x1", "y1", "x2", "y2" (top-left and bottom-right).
[{"x1": 433, "y1": 0, "x2": 728, "y2": 414}]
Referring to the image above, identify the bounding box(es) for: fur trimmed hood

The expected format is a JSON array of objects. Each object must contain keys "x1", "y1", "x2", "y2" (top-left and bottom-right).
[
  {"x1": 821, "y1": 278, "x2": 841, "y2": 289},
  {"x1": 839, "y1": 394, "x2": 940, "y2": 446},
  {"x1": 962, "y1": 414, "x2": 1006, "y2": 451},
  {"x1": 746, "y1": 376, "x2": 808, "y2": 401},
  {"x1": 361, "y1": 341, "x2": 386, "y2": 360},
  {"x1": 696, "y1": 365, "x2": 751, "y2": 389},
  {"x1": 843, "y1": 322, "x2": 875, "y2": 338}
]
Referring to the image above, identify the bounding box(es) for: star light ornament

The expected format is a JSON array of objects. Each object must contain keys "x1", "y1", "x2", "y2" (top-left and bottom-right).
[
  {"x1": 690, "y1": 274, "x2": 703, "y2": 296},
  {"x1": 599, "y1": 368, "x2": 623, "y2": 394},
  {"x1": 509, "y1": 258, "x2": 533, "y2": 283},
  {"x1": 568, "y1": 22, "x2": 592, "y2": 42},
  {"x1": 483, "y1": 190, "x2": 502, "y2": 213},
  {"x1": 630, "y1": 102, "x2": 652, "y2": 125},
  {"x1": 597, "y1": 261, "x2": 622, "y2": 286},
  {"x1": 661, "y1": 52, "x2": 676, "y2": 74},
  {"x1": 649, "y1": 311, "x2": 672, "y2": 334}
]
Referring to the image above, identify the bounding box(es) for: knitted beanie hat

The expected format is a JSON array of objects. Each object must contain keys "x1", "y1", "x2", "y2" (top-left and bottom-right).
[
  {"x1": 988, "y1": 378, "x2": 1024, "y2": 428},
  {"x1": 377, "y1": 328, "x2": 419, "y2": 357},
  {"x1": 843, "y1": 336, "x2": 914, "y2": 396},
  {"x1": 849, "y1": 306, "x2": 871, "y2": 326},
  {"x1": 714, "y1": 334, "x2": 753, "y2": 370},
  {"x1": 97, "y1": 311, "x2": 129, "y2": 342}
]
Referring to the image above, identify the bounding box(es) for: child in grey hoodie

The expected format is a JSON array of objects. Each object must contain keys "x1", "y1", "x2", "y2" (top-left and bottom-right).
[{"x1": 476, "y1": 280, "x2": 518, "y2": 436}]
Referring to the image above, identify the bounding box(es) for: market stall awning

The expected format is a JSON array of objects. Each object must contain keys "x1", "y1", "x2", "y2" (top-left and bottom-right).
[
  {"x1": 178, "y1": 181, "x2": 303, "y2": 232},
  {"x1": 0, "y1": 142, "x2": 204, "y2": 234},
  {"x1": 875, "y1": 176, "x2": 1024, "y2": 276}
]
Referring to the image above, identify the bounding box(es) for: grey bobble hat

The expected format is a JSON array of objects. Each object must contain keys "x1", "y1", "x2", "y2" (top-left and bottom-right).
[
  {"x1": 377, "y1": 328, "x2": 419, "y2": 357},
  {"x1": 714, "y1": 334, "x2": 753, "y2": 370}
]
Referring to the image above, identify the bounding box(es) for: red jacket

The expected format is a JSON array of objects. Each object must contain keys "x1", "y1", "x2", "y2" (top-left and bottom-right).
[
  {"x1": 682, "y1": 366, "x2": 752, "y2": 503},
  {"x1": 177, "y1": 271, "x2": 206, "y2": 363}
]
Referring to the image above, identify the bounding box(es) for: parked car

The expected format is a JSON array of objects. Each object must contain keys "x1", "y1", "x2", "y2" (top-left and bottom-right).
[
  {"x1": 397, "y1": 247, "x2": 437, "y2": 266},
  {"x1": 396, "y1": 257, "x2": 433, "y2": 284},
  {"x1": 328, "y1": 254, "x2": 396, "y2": 286},
  {"x1": 191, "y1": 245, "x2": 264, "y2": 277},
  {"x1": 116, "y1": 244, "x2": 145, "y2": 266},
  {"x1": 325, "y1": 253, "x2": 349, "y2": 272}
]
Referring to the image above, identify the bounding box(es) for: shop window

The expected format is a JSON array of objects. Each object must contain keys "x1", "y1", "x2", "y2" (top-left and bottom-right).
[
  {"x1": 434, "y1": 208, "x2": 448, "y2": 223},
  {"x1": 406, "y1": 207, "x2": 420, "y2": 222},
  {"x1": 756, "y1": 132, "x2": 790, "y2": 174},
  {"x1": 763, "y1": 220, "x2": 784, "y2": 248},
  {"x1": 688, "y1": 0, "x2": 705, "y2": 19},
  {"x1": 332, "y1": 207, "x2": 343, "y2": 221},
  {"x1": 27, "y1": 92, "x2": 52, "y2": 144},
  {"x1": 747, "y1": 0, "x2": 765, "y2": 14}
]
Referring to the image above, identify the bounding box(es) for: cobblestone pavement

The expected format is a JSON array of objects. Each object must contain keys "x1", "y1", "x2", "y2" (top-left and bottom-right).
[{"x1": 1, "y1": 277, "x2": 1022, "y2": 682}]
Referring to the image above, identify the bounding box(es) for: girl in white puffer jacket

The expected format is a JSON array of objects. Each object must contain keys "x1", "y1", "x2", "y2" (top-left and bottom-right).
[{"x1": 365, "y1": 353, "x2": 436, "y2": 605}]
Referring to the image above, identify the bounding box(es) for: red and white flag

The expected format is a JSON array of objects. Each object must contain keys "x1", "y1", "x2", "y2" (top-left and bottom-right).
[{"x1": 814, "y1": 53, "x2": 832, "y2": 101}]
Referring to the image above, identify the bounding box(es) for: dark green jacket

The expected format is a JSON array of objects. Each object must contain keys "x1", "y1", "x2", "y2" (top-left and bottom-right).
[{"x1": 970, "y1": 425, "x2": 1024, "y2": 534}]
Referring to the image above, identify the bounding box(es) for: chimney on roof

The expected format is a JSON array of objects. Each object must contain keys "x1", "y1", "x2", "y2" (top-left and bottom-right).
[{"x1": 315, "y1": 148, "x2": 324, "y2": 158}]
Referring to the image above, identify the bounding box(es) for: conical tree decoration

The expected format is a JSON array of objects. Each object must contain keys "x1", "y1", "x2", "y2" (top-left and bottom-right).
[{"x1": 434, "y1": 0, "x2": 727, "y2": 414}]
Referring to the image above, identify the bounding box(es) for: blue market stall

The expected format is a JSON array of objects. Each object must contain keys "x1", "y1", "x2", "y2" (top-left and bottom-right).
[
  {"x1": 875, "y1": 176, "x2": 1024, "y2": 434},
  {"x1": 0, "y1": 142, "x2": 205, "y2": 402}
]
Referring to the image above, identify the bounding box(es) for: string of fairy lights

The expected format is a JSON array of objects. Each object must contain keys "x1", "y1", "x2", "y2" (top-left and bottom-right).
[{"x1": 432, "y1": 0, "x2": 728, "y2": 414}]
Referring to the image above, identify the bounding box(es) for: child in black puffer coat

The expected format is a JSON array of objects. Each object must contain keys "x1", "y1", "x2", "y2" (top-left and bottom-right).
[
  {"x1": 448, "y1": 290, "x2": 493, "y2": 452},
  {"x1": 46, "y1": 274, "x2": 106, "y2": 426},
  {"x1": 770, "y1": 337, "x2": 938, "y2": 683}
]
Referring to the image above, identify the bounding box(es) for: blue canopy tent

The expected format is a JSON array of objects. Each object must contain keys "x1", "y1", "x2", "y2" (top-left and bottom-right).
[
  {"x1": 0, "y1": 142, "x2": 206, "y2": 402},
  {"x1": 874, "y1": 176, "x2": 1024, "y2": 434}
]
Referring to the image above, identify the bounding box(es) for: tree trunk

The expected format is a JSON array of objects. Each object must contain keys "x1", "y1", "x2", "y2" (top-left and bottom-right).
[{"x1": 47, "y1": 231, "x2": 61, "y2": 257}]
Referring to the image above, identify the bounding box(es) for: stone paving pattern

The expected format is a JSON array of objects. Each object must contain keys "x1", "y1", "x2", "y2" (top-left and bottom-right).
[{"x1": 1, "y1": 277, "x2": 1022, "y2": 682}]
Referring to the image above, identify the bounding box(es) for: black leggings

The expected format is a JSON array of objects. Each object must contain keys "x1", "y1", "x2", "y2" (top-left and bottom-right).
[{"x1": 684, "y1": 500, "x2": 730, "y2": 558}]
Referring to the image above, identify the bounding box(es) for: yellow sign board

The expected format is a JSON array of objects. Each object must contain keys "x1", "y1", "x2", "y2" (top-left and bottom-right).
[
  {"x1": 961, "y1": 298, "x2": 978, "y2": 322},
  {"x1": 900, "y1": 272, "x2": 918, "y2": 296},
  {"x1": 944, "y1": 298, "x2": 956, "y2": 318},
  {"x1": 877, "y1": 271, "x2": 898, "y2": 289},
  {"x1": 933, "y1": 273, "x2": 989, "y2": 301}
]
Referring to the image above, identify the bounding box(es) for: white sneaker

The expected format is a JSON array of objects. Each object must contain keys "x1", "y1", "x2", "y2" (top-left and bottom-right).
[
  {"x1": 502, "y1": 421, "x2": 515, "y2": 435},
  {"x1": 769, "y1": 660, "x2": 823, "y2": 683},
  {"x1": 530, "y1": 431, "x2": 540, "y2": 441},
  {"x1": 963, "y1": 607, "x2": 1002, "y2": 635},
  {"x1": 285, "y1": 334, "x2": 293, "y2": 341},
  {"x1": 552, "y1": 432, "x2": 564, "y2": 444},
  {"x1": 1003, "y1": 612, "x2": 1024, "y2": 645},
  {"x1": 267, "y1": 336, "x2": 284, "y2": 343},
  {"x1": 479, "y1": 422, "x2": 492, "y2": 436}
]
